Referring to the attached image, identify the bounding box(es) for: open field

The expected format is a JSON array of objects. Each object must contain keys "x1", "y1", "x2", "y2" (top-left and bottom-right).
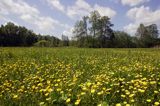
[{"x1": 0, "y1": 48, "x2": 160, "y2": 106}]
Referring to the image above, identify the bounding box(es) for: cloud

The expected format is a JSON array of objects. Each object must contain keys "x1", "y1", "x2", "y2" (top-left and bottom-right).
[
  {"x1": 63, "y1": 27, "x2": 74, "y2": 39},
  {"x1": 94, "y1": 4, "x2": 116, "y2": 18},
  {"x1": 66, "y1": 0, "x2": 92, "y2": 19},
  {"x1": 123, "y1": 23, "x2": 139, "y2": 35},
  {"x1": 67, "y1": 0, "x2": 116, "y2": 19},
  {"x1": 120, "y1": 0, "x2": 149, "y2": 6},
  {"x1": 0, "y1": 0, "x2": 64, "y2": 35},
  {"x1": 124, "y1": 6, "x2": 160, "y2": 35},
  {"x1": 45, "y1": 0, "x2": 116, "y2": 19},
  {"x1": 46, "y1": 0, "x2": 65, "y2": 12}
]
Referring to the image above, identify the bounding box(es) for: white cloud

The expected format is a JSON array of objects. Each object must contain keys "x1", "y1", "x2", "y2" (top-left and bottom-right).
[
  {"x1": 67, "y1": 0, "x2": 92, "y2": 19},
  {"x1": 124, "y1": 6, "x2": 160, "y2": 35},
  {"x1": 45, "y1": 0, "x2": 116, "y2": 19},
  {"x1": 120, "y1": 0, "x2": 149, "y2": 6},
  {"x1": 67, "y1": 0, "x2": 116, "y2": 19},
  {"x1": 0, "y1": 0, "x2": 65, "y2": 35},
  {"x1": 94, "y1": 4, "x2": 116, "y2": 18},
  {"x1": 63, "y1": 27, "x2": 74, "y2": 39},
  {"x1": 46, "y1": 0, "x2": 65, "y2": 12},
  {"x1": 123, "y1": 23, "x2": 139, "y2": 35}
]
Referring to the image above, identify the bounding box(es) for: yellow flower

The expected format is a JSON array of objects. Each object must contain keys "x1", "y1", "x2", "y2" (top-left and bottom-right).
[
  {"x1": 116, "y1": 103, "x2": 121, "y2": 106},
  {"x1": 154, "y1": 102, "x2": 159, "y2": 105},
  {"x1": 45, "y1": 93, "x2": 49, "y2": 96},
  {"x1": 39, "y1": 102, "x2": 45, "y2": 105},
  {"x1": 146, "y1": 99, "x2": 151, "y2": 102},
  {"x1": 75, "y1": 99, "x2": 81, "y2": 105},
  {"x1": 46, "y1": 97, "x2": 51, "y2": 101},
  {"x1": 13, "y1": 94, "x2": 18, "y2": 99},
  {"x1": 47, "y1": 88, "x2": 53, "y2": 92},
  {"x1": 126, "y1": 104, "x2": 130, "y2": 106},
  {"x1": 150, "y1": 81, "x2": 156, "y2": 85},
  {"x1": 55, "y1": 83, "x2": 58, "y2": 87},
  {"x1": 123, "y1": 101, "x2": 127, "y2": 104},
  {"x1": 97, "y1": 91, "x2": 103, "y2": 95},
  {"x1": 121, "y1": 94, "x2": 125, "y2": 98},
  {"x1": 47, "y1": 80, "x2": 51, "y2": 84},
  {"x1": 130, "y1": 99, "x2": 135, "y2": 103},
  {"x1": 91, "y1": 89, "x2": 96, "y2": 93},
  {"x1": 56, "y1": 88, "x2": 61, "y2": 92},
  {"x1": 80, "y1": 92, "x2": 86, "y2": 96},
  {"x1": 154, "y1": 91, "x2": 158, "y2": 94},
  {"x1": 97, "y1": 104, "x2": 102, "y2": 106},
  {"x1": 66, "y1": 98, "x2": 71, "y2": 103},
  {"x1": 87, "y1": 82, "x2": 92, "y2": 87},
  {"x1": 129, "y1": 94, "x2": 134, "y2": 98}
]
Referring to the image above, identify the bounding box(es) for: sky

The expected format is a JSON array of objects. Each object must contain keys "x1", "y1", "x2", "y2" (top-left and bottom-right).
[{"x1": 0, "y1": 0, "x2": 160, "y2": 38}]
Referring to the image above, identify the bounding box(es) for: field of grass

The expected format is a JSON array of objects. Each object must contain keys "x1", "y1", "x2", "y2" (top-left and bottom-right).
[{"x1": 0, "y1": 47, "x2": 160, "y2": 106}]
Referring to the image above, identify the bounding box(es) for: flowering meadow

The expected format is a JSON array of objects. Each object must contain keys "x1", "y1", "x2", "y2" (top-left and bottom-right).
[{"x1": 0, "y1": 48, "x2": 160, "y2": 106}]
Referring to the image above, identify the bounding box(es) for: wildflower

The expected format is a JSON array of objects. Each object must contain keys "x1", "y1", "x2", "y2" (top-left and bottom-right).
[
  {"x1": 56, "y1": 88, "x2": 61, "y2": 92},
  {"x1": 13, "y1": 94, "x2": 18, "y2": 99},
  {"x1": 75, "y1": 99, "x2": 81, "y2": 105},
  {"x1": 154, "y1": 102, "x2": 159, "y2": 105},
  {"x1": 81, "y1": 92, "x2": 86, "y2": 96},
  {"x1": 130, "y1": 99, "x2": 135, "y2": 103},
  {"x1": 66, "y1": 98, "x2": 71, "y2": 103},
  {"x1": 116, "y1": 103, "x2": 121, "y2": 106},
  {"x1": 129, "y1": 94, "x2": 134, "y2": 98},
  {"x1": 146, "y1": 99, "x2": 151, "y2": 102},
  {"x1": 126, "y1": 104, "x2": 130, "y2": 106},
  {"x1": 121, "y1": 95, "x2": 125, "y2": 98},
  {"x1": 91, "y1": 89, "x2": 96, "y2": 93},
  {"x1": 39, "y1": 102, "x2": 45, "y2": 105},
  {"x1": 46, "y1": 97, "x2": 51, "y2": 101},
  {"x1": 87, "y1": 82, "x2": 92, "y2": 87}
]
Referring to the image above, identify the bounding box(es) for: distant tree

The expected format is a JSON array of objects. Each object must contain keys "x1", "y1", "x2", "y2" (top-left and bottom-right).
[
  {"x1": 72, "y1": 20, "x2": 87, "y2": 47},
  {"x1": 61, "y1": 34, "x2": 69, "y2": 46},
  {"x1": 89, "y1": 10, "x2": 101, "y2": 37},
  {"x1": 113, "y1": 31, "x2": 135, "y2": 48},
  {"x1": 82, "y1": 16, "x2": 88, "y2": 36},
  {"x1": 146, "y1": 24, "x2": 159, "y2": 39},
  {"x1": 0, "y1": 22, "x2": 60, "y2": 47},
  {"x1": 34, "y1": 40, "x2": 50, "y2": 47},
  {"x1": 97, "y1": 16, "x2": 114, "y2": 47},
  {"x1": 136, "y1": 23, "x2": 159, "y2": 47}
]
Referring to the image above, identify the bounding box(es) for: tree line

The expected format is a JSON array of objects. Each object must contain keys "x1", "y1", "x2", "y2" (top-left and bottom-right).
[
  {"x1": 0, "y1": 10, "x2": 159, "y2": 48},
  {"x1": 71, "y1": 10, "x2": 160, "y2": 48},
  {"x1": 0, "y1": 22, "x2": 60, "y2": 47}
]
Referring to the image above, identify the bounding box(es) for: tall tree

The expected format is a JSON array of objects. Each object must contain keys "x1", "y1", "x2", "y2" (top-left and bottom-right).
[
  {"x1": 89, "y1": 10, "x2": 101, "y2": 37},
  {"x1": 136, "y1": 23, "x2": 159, "y2": 47}
]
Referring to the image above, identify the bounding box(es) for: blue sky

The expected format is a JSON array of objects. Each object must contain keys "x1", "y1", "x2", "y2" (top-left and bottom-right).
[{"x1": 0, "y1": 0, "x2": 159, "y2": 38}]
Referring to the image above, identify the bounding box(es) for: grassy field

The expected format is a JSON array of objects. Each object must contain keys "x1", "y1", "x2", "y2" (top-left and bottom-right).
[{"x1": 0, "y1": 48, "x2": 160, "y2": 106}]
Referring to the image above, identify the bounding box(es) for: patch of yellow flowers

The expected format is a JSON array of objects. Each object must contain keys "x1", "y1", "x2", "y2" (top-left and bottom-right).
[{"x1": 0, "y1": 48, "x2": 160, "y2": 105}]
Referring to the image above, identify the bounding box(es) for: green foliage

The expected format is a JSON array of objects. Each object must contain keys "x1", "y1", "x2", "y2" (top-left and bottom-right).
[
  {"x1": 113, "y1": 31, "x2": 136, "y2": 48},
  {"x1": 136, "y1": 23, "x2": 159, "y2": 47},
  {"x1": 34, "y1": 40, "x2": 50, "y2": 47},
  {"x1": 73, "y1": 10, "x2": 115, "y2": 48},
  {"x1": 0, "y1": 22, "x2": 60, "y2": 47}
]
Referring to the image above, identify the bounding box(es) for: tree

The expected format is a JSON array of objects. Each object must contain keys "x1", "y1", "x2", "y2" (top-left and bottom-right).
[
  {"x1": 146, "y1": 24, "x2": 159, "y2": 39},
  {"x1": 72, "y1": 19, "x2": 87, "y2": 47},
  {"x1": 82, "y1": 16, "x2": 88, "y2": 36},
  {"x1": 61, "y1": 35, "x2": 69, "y2": 46},
  {"x1": 89, "y1": 10, "x2": 101, "y2": 37},
  {"x1": 0, "y1": 22, "x2": 60, "y2": 47},
  {"x1": 97, "y1": 16, "x2": 114, "y2": 47},
  {"x1": 113, "y1": 31, "x2": 135, "y2": 48},
  {"x1": 136, "y1": 23, "x2": 159, "y2": 47}
]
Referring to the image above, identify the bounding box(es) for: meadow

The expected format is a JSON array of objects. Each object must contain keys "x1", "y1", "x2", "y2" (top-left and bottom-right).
[{"x1": 0, "y1": 48, "x2": 160, "y2": 106}]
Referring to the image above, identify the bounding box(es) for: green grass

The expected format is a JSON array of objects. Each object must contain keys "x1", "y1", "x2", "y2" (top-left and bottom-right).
[{"x1": 0, "y1": 47, "x2": 160, "y2": 106}]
